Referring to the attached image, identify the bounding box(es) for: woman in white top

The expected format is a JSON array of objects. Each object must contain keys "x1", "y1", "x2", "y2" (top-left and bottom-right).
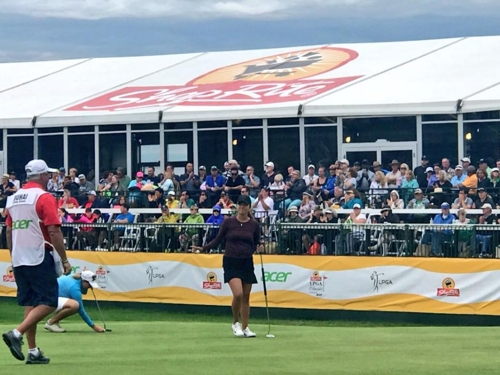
[
  {"x1": 387, "y1": 190, "x2": 404, "y2": 209},
  {"x1": 369, "y1": 171, "x2": 389, "y2": 206}
]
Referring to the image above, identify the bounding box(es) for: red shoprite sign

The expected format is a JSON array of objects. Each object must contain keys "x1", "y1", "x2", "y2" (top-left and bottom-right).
[{"x1": 66, "y1": 47, "x2": 361, "y2": 111}]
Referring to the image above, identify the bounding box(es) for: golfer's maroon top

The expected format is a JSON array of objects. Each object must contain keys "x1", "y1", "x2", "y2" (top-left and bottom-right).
[{"x1": 202, "y1": 216, "x2": 260, "y2": 258}]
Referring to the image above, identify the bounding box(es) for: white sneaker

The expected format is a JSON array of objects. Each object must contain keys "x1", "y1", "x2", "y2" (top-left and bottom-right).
[
  {"x1": 44, "y1": 321, "x2": 66, "y2": 333},
  {"x1": 243, "y1": 327, "x2": 256, "y2": 338},
  {"x1": 232, "y1": 322, "x2": 244, "y2": 337}
]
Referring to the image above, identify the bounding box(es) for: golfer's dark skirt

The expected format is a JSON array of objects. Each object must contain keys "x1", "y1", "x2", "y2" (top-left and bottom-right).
[{"x1": 222, "y1": 256, "x2": 258, "y2": 284}]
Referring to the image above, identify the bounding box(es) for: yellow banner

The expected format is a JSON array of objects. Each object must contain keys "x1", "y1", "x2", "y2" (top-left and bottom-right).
[{"x1": 1, "y1": 250, "x2": 500, "y2": 315}]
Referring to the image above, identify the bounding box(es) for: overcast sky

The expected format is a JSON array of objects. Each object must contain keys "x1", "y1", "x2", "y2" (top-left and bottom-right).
[{"x1": 1, "y1": 0, "x2": 500, "y2": 62}]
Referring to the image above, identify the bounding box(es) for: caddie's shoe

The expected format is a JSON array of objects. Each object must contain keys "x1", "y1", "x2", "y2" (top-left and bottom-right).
[
  {"x1": 26, "y1": 348, "x2": 50, "y2": 364},
  {"x1": 243, "y1": 327, "x2": 256, "y2": 338},
  {"x1": 232, "y1": 322, "x2": 244, "y2": 337},
  {"x1": 2, "y1": 330, "x2": 25, "y2": 361},
  {"x1": 44, "y1": 321, "x2": 66, "y2": 333}
]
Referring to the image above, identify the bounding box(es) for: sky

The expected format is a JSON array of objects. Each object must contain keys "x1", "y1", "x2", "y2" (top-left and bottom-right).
[{"x1": 1, "y1": 0, "x2": 500, "y2": 62}]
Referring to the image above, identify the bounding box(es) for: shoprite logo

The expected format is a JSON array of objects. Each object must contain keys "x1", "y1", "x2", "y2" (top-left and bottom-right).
[
  {"x1": 203, "y1": 272, "x2": 222, "y2": 290},
  {"x1": 2, "y1": 266, "x2": 15, "y2": 283},
  {"x1": 65, "y1": 46, "x2": 361, "y2": 111},
  {"x1": 262, "y1": 271, "x2": 292, "y2": 283},
  {"x1": 437, "y1": 277, "x2": 460, "y2": 297}
]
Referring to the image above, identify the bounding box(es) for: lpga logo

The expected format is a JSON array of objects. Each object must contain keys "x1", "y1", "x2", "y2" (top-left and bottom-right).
[
  {"x1": 146, "y1": 265, "x2": 166, "y2": 285},
  {"x1": 370, "y1": 271, "x2": 393, "y2": 293}
]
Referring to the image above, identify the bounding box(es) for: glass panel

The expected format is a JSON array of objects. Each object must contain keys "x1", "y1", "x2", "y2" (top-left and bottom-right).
[
  {"x1": 423, "y1": 123, "x2": 459, "y2": 166},
  {"x1": 131, "y1": 124, "x2": 159, "y2": 131},
  {"x1": 99, "y1": 124, "x2": 126, "y2": 132},
  {"x1": 8, "y1": 129, "x2": 33, "y2": 135},
  {"x1": 305, "y1": 126, "x2": 337, "y2": 167},
  {"x1": 164, "y1": 131, "x2": 193, "y2": 168},
  {"x1": 68, "y1": 126, "x2": 94, "y2": 133},
  {"x1": 197, "y1": 130, "x2": 228, "y2": 170},
  {"x1": 132, "y1": 132, "x2": 160, "y2": 171},
  {"x1": 304, "y1": 117, "x2": 337, "y2": 125},
  {"x1": 100, "y1": 133, "x2": 126, "y2": 177},
  {"x1": 38, "y1": 127, "x2": 63, "y2": 134},
  {"x1": 345, "y1": 151, "x2": 377, "y2": 168},
  {"x1": 7, "y1": 136, "x2": 34, "y2": 179},
  {"x1": 268, "y1": 117, "x2": 299, "y2": 126},
  {"x1": 268, "y1": 127, "x2": 300, "y2": 175},
  {"x1": 422, "y1": 114, "x2": 458, "y2": 122},
  {"x1": 381, "y1": 150, "x2": 414, "y2": 171},
  {"x1": 38, "y1": 135, "x2": 63, "y2": 170},
  {"x1": 198, "y1": 120, "x2": 227, "y2": 129},
  {"x1": 165, "y1": 122, "x2": 192, "y2": 130},
  {"x1": 68, "y1": 134, "x2": 95, "y2": 178},
  {"x1": 232, "y1": 129, "x2": 263, "y2": 170},
  {"x1": 464, "y1": 111, "x2": 500, "y2": 121},
  {"x1": 464, "y1": 122, "x2": 500, "y2": 164},
  {"x1": 167, "y1": 144, "x2": 188, "y2": 162},
  {"x1": 232, "y1": 119, "x2": 262, "y2": 127},
  {"x1": 343, "y1": 116, "x2": 416, "y2": 143}
]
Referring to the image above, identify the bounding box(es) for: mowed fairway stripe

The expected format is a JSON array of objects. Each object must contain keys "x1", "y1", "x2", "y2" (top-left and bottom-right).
[{"x1": 1, "y1": 322, "x2": 500, "y2": 375}]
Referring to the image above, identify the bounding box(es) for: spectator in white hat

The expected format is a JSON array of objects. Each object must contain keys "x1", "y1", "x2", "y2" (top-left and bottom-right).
[
  {"x1": 260, "y1": 161, "x2": 275, "y2": 189},
  {"x1": 303, "y1": 164, "x2": 318, "y2": 187},
  {"x1": 490, "y1": 168, "x2": 500, "y2": 188},
  {"x1": 451, "y1": 165, "x2": 466, "y2": 188}
]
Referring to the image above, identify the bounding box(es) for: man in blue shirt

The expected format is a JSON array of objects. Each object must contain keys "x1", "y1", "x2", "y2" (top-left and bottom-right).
[
  {"x1": 430, "y1": 202, "x2": 455, "y2": 256},
  {"x1": 112, "y1": 203, "x2": 135, "y2": 250},
  {"x1": 44, "y1": 270, "x2": 105, "y2": 333},
  {"x1": 205, "y1": 166, "x2": 226, "y2": 206}
]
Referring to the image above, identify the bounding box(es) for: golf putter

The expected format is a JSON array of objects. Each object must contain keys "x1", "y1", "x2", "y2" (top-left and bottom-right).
[
  {"x1": 91, "y1": 289, "x2": 112, "y2": 332},
  {"x1": 259, "y1": 251, "x2": 275, "y2": 338}
]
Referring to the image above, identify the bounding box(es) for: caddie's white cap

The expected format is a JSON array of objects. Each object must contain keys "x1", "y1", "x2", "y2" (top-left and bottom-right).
[
  {"x1": 25, "y1": 159, "x2": 57, "y2": 176},
  {"x1": 81, "y1": 270, "x2": 99, "y2": 289}
]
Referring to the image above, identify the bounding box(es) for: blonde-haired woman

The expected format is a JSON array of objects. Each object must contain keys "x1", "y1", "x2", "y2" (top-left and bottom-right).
[
  {"x1": 369, "y1": 171, "x2": 388, "y2": 207},
  {"x1": 453, "y1": 208, "x2": 474, "y2": 257},
  {"x1": 44, "y1": 270, "x2": 105, "y2": 333},
  {"x1": 401, "y1": 170, "x2": 419, "y2": 204}
]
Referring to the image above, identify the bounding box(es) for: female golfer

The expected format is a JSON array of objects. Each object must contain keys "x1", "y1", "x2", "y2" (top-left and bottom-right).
[
  {"x1": 192, "y1": 195, "x2": 262, "y2": 338},
  {"x1": 44, "y1": 270, "x2": 105, "y2": 333}
]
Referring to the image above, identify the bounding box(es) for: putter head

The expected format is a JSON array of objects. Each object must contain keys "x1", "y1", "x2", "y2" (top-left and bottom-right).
[{"x1": 266, "y1": 334, "x2": 275, "y2": 338}]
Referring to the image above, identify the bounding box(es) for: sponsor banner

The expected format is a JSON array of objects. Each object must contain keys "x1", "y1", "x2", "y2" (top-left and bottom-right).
[{"x1": 1, "y1": 251, "x2": 500, "y2": 315}]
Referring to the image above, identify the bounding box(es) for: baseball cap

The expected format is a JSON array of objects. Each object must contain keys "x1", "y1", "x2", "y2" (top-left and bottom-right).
[
  {"x1": 87, "y1": 190, "x2": 97, "y2": 196},
  {"x1": 167, "y1": 191, "x2": 176, "y2": 196},
  {"x1": 136, "y1": 171, "x2": 144, "y2": 178},
  {"x1": 372, "y1": 161, "x2": 381, "y2": 167},
  {"x1": 308, "y1": 164, "x2": 315, "y2": 169},
  {"x1": 288, "y1": 206, "x2": 298, "y2": 212},
  {"x1": 421, "y1": 155, "x2": 429, "y2": 161},
  {"x1": 482, "y1": 203, "x2": 493, "y2": 209},
  {"x1": 161, "y1": 205, "x2": 169, "y2": 211},
  {"x1": 210, "y1": 166, "x2": 218, "y2": 171},
  {"x1": 302, "y1": 191, "x2": 313, "y2": 197},
  {"x1": 237, "y1": 195, "x2": 251, "y2": 206},
  {"x1": 340, "y1": 159, "x2": 349, "y2": 165},
  {"x1": 441, "y1": 202, "x2": 450, "y2": 209},
  {"x1": 425, "y1": 167, "x2": 434, "y2": 173},
  {"x1": 59, "y1": 167, "x2": 65, "y2": 172},
  {"x1": 353, "y1": 203, "x2": 361, "y2": 209},
  {"x1": 455, "y1": 165, "x2": 463, "y2": 170},
  {"x1": 199, "y1": 165, "x2": 206, "y2": 170},
  {"x1": 25, "y1": 159, "x2": 57, "y2": 177},
  {"x1": 265, "y1": 161, "x2": 275, "y2": 168},
  {"x1": 461, "y1": 157, "x2": 471, "y2": 163},
  {"x1": 324, "y1": 208, "x2": 333, "y2": 214},
  {"x1": 78, "y1": 174, "x2": 86, "y2": 179},
  {"x1": 492, "y1": 168, "x2": 499, "y2": 173},
  {"x1": 479, "y1": 158, "x2": 487, "y2": 164},
  {"x1": 9, "y1": 171, "x2": 16, "y2": 176},
  {"x1": 414, "y1": 188, "x2": 423, "y2": 194},
  {"x1": 212, "y1": 205, "x2": 221, "y2": 212},
  {"x1": 478, "y1": 188, "x2": 486, "y2": 193},
  {"x1": 81, "y1": 270, "x2": 99, "y2": 289}
]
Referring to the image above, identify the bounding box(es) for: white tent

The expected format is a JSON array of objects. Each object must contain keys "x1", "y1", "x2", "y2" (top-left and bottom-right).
[{"x1": 1, "y1": 35, "x2": 500, "y2": 128}]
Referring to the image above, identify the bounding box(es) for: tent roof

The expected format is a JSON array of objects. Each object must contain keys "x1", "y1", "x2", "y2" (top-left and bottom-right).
[{"x1": 1, "y1": 36, "x2": 499, "y2": 128}]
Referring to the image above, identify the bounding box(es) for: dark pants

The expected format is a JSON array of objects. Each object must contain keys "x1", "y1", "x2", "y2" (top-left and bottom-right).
[{"x1": 13, "y1": 251, "x2": 58, "y2": 308}]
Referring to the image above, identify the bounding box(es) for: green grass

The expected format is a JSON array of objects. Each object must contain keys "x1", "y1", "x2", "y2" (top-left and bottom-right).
[{"x1": 1, "y1": 299, "x2": 500, "y2": 374}]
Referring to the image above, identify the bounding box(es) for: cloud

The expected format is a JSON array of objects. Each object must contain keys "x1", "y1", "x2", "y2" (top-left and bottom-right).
[{"x1": 1, "y1": 0, "x2": 500, "y2": 20}]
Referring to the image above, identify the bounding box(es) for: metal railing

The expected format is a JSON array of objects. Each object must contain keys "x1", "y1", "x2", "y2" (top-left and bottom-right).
[{"x1": 45, "y1": 222, "x2": 500, "y2": 258}]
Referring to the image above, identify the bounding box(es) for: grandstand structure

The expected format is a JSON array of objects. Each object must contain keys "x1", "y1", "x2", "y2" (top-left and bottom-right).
[{"x1": 0, "y1": 35, "x2": 499, "y2": 179}]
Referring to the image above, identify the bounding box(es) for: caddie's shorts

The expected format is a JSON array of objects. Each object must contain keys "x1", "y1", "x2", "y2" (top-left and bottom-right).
[
  {"x1": 222, "y1": 256, "x2": 258, "y2": 284},
  {"x1": 13, "y1": 250, "x2": 59, "y2": 308}
]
